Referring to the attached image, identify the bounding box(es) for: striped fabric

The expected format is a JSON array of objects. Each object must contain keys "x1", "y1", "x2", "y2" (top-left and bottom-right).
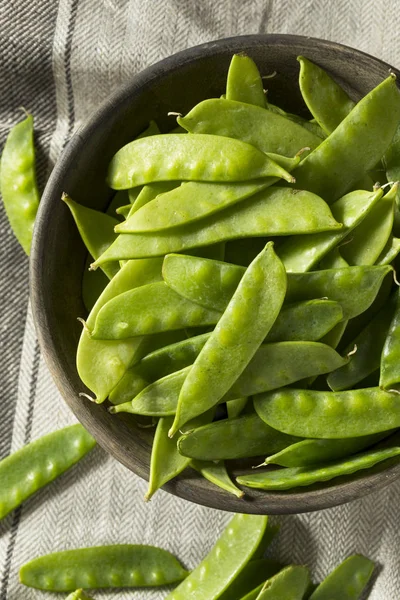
[{"x1": 1, "y1": 1, "x2": 400, "y2": 598}]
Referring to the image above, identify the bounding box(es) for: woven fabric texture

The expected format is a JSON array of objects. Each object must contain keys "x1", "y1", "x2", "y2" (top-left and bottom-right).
[{"x1": 1, "y1": 1, "x2": 400, "y2": 598}]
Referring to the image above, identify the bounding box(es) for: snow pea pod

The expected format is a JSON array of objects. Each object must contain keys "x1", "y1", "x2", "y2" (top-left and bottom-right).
[
  {"x1": 77, "y1": 258, "x2": 163, "y2": 403},
  {"x1": 191, "y1": 460, "x2": 244, "y2": 498},
  {"x1": 107, "y1": 134, "x2": 294, "y2": 190},
  {"x1": 309, "y1": 554, "x2": 375, "y2": 600},
  {"x1": 164, "y1": 513, "x2": 268, "y2": 600},
  {"x1": 264, "y1": 432, "x2": 391, "y2": 467},
  {"x1": 116, "y1": 204, "x2": 132, "y2": 219},
  {"x1": 128, "y1": 181, "x2": 180, "y2": 216},
  {"x1": 226, "y1": 53, "x2": 266, "y2": 108},
  {"x1": 20, "y1": 545, "x2": 189, "y2": 590},
  {"x1": 218, "y1": 558, "x2": 282, "y2": 600},
  {"x1": 254, "y1": 566, "x2": 311, "y2": 600},
  {"x1": 293, "y1": 75, "x2": 400, "y2": 203},
  {"x1": 327, "y1": 295, "x2": 396, "y2": 391},
  {"x1": 169, "y1": 243, "x2": 287, "y2": 435},
  {"x1": 380, "y1": 288, "x2": 400, "y2": 391},
  {"x1": 341, "y1": 183, "x2": 397, "y2": 265},
  {"x1": 319, "y1": 248, "x2": 348, "y2": 269},
  {"x1": 63, "y1": 194, "x2": 119, "y2": 279},
  {"x1": 237, "y1": 445, "x2": 400, "y2": 491},
  {"x1": 93, "y1": 187, "x2": 340, "y2": 264},
  {"x1": 376, "y1": 235, "x2": 400, "y2": 265},
  {"x1": 90, "y1": 281, "x2": 220, "y2": 340},
  {"x1": 298, "y1": 56, "x2": 355, "y2": 134},
  {"x1": 177, "y1": 99, "x2": 321, "y2": 157},
  {"x1": 254, "y1": 387, "x2": 400, "y2": 438},
  {"x1": 0, "y1": 113, "x2": 40, "y2": 254},
  {"x1": 227, "y1": 398, "x2": 248, "y2": 419},
  {"x1": 117, "y1": 181, "x2": 272, "y2": 233},
  {"x1": 177, "y1": 414, "x2": 300, "y2": 461},
  {"x1": 277, "y1": 187, "x2": 383, "y2": 272},
  {"x1": 0, "y1": 425, "x2": 95, "y2": 520}
]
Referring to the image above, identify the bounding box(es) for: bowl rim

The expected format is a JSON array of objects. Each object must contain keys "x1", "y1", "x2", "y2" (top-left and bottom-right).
[{"x1": 30, "y1": 32, "x2": 400, "y2": 514}]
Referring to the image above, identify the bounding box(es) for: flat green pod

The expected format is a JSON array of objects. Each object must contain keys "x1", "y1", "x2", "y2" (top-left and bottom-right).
[
  {"x1": 376, "y1": 235, "x2": 400, "y2": 265},
  {"x1": 226, "y1": 53, "x2": 266, "y2": 107},
  {"x1": 177, "y1": 98, "x2": 321, "y2": 157},
  {"x1": 380, "y1": 288, "x2": 400, "y2": 391},
  {"x1": 309, "y1": 554, "x2": 375, "y2": 600},
  {"x1": 254, "y1": 566, "x2": 311, "y2": 599},
  {"x1": 254, "y1": 387, "x2": 400, "y2": 438},
  {"x1": 128, "y1": 181, "x2": 180, "y2": 216},
  {"x1": 191, "y1": 460, "x2": 244, "y2": 499},
  {"x1": 93, "y1": 187, "x2": 340, "y2": 264}
]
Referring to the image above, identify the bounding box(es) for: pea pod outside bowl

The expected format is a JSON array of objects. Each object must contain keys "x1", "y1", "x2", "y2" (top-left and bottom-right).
[{"x1": 30, "y1": 33, "x2": 400, "y2": 515}]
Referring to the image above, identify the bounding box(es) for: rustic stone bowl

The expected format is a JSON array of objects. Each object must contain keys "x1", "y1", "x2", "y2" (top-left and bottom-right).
[{"x1": 30, "y1": 34, "x2": 400, "y2": 514}]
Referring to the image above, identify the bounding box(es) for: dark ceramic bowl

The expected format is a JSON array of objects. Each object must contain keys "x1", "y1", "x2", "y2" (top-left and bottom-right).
[{"x1": 30, "y1": 34, "x2": 400, "y2": 514}]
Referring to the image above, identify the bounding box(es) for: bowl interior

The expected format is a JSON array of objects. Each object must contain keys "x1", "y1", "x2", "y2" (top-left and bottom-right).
[{"x1": 31, "y1": 34, "x2": 400, "y2": 514}]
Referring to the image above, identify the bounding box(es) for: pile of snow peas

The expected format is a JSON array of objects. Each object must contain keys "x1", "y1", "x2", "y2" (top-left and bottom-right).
[
  {"x1": 20, "y1": 513, "x2": 376, "y2": 600},
  {"x1": 63, "y1": 53, "x2": 400, "y2": 497}
]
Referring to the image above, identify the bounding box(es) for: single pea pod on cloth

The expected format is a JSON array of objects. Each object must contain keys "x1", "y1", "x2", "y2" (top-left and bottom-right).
[
  {"x1": 19, "y1": 545, "x2": 189, "y2": 591},
  {"x1": 308, "y1": 554, "x2": 375, "y2": 600},
  {"x1": 0, "y1": 112, "x2": 40, "y2": 255},
  {"x1": 0, "y1": 425, "x2": 96, "y2": 521}
]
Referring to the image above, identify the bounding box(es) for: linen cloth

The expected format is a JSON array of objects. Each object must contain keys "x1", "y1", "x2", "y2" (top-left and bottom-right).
[{"x1": 1, "y1": 1, "x2": 400, "y2": 598}]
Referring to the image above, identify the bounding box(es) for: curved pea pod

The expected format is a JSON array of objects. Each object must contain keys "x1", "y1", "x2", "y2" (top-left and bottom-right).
[
  {"x1": 254, "y1": 387, "x2": 400, "y2": 438},
  {"x1": 218, "y1": 558, "x2": 282, "y2": 600},
  {"x1": 191, "y1": 460, "x2": 244, "y2": 499},
  {"x1": 227, "y1": 398, "x2": 248, "y2": 419},
  {"x1": 177, "y1": 414, "x2": 300, "y2": 461},
  {"x1": 278, "y1": 187, "x2": 384, "y2": 272},
  {"x1": 116, "y1": 204, "x2": 132, "y2": 219},
  {"x1": 164, "y1": 513, "x2": 268, "y2": 600},
  {"x1": 293, "y1": 75, "x2": 400, "y2": 203},
  {"x1": 376, "y1": 235, "x2": 400, "y2": 265},
  {"x1": 238, "y1": 446, "x2": 400, "y2": 491},
  {"x1": 107, "y1": 133, "x2": 294, "y2": 190},
  {"x1": 327, "y1": 294, "x2": 396, "y2": 391},
  {"x1": 129, "y1": 181, "x2": 180, "y2": 216},
  {"x1": 264, "y1": 432, "x2": 391, "y2": 467},
  {"x1": 117, "y1": 181, "x2": 273, "y2": 233},
  {"x1": 341, "y1": 183, "x2": 397, "y2": 266},
  {"x1": 177, "y1": 99, "x2": 321, "y2": 157},
  {"x1": 253, "y1": 566, "x2": 311, "y2": 599},
  {"x1": 62, "y1": 194, "x2": 119, "y2": 279},
  {"x1": 0, "y1": 425, "x2": 96, "y2": 520},
  {"x1": 309, "y1": 554, "x2": 375, "y2": 600},
  {"x1": 298, "y1": 56, "x2": 355, "y2": 134},
  {"x1": 320, "y1": 247, "x2": 348, "y2": 269},
  {"x1": 66, "y1": 590, "x2": 94, "y2": 600},
  {"x1": 93, "y1": 187, "x2": 340, "y2": 264},
  {"x1": 0, "y1": 113, "x2": 39, "y2": 255},
  {"x1": 169, "y1": 243, "x2": 287, "y2": 435},
  {"x1": 226, "y1": 53, "x2": 266, "y2": 107},
  {"x1": 77, "y1": 258, "x2": 163, "y2": 403},
  {"x1": 380, "y1": 289, "x2": 400, "y2": 391},
  {"x1": 19, "y1": 545, "x2": 189, "y2": 591},
  {"x1": 90, "y1": 282, "x2": 221, "y2": 340}
]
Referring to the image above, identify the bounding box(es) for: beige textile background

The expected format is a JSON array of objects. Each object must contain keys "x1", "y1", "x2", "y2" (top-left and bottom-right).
[{"x1": 1, "y1": 1, "x2": 400, "y2": 598}]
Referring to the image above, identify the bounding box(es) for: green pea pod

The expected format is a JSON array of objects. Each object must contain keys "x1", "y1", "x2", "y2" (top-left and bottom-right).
[
  {"x1": 0, "y1": 113, "x2": 40, "y2": 255},
  {"x1": 298, "y1": 56, "x2": 355, "y2": 134},
  {"x1": 266, "y1": 102, "x2": 326, "y2": 139},
  {"x1": 319, "y1": 247, "x2": 349, "y2": 269},
  {"x1": 111, "y1": 342, "x2": 347, "y2": 417},
  {"x1": 20, "y1": 545, "x2": 189, "y2": 591},
  {"x1": 169, "y1": 243, "x2": 286, "y2": 435},
  {"x1": 254, "y1": 566, "x2": 311, "y2": 599},
  {"x1": 0, "y1": 425, "x2": 96, "y2": 520},
  {"x1": 92, "y1": 187, "x2": 340, "y2": 265},
  {"x1": 217, "y1": 558, "x2": 282, "y2": 600},
  {"x1": 254, "y1": 387, "x2": 400, "y2": 438},
  {"x1": 66, "y1": 591, "x2": 94, "y2": 600},
  {"x1": 117, "y1": 181, "x2": 273, "y2": 233},
  {"x1": 309, "y1": 554, "x2": 375, "y2": 600},
  {"x1": 162, "y1": 253, "x2": 392, "y2": 320},
  {"x1": 237, "y1": 445, "x2": 400, "y2": 491},
  {"x1": 380, "y1": 288, "x2": 400, "y2": 391},
  {"x1": 277, "y1": 187, "x2": 384, "y2": 272},
  {"x1": 177, "y1": 99, "x2": 321, "y2": 157},
  {"x1": 191, "y1": 460, "x2": 244, "y2": 498},
  {"x1": 62, "y1": 194, "x2": 119, "y2": 279},
  {"x1": 145, "y1": 410, "x2": 214, "y2": 500},
  {"x1": 376, "y1": 235, "x2": 400, "y2": 265},
  {"x1": 265, "y1": 432, "x2": 391, "y2": 467},
  {"x1": 77, "y1": 258, "x2": 163, "y2": 403},
  {"x1": 341, "y1": 183, "x2": 397, "y2": 265},
  {"x1": 164, "y1": 513, "x2": 269, "y2": 600},
  {"x1": 116, "y1": 204, "x2": 132, "y2": 219},
  {"x1": 327, "y1": 294, "x2": 396, "y2": 391},
  {"x1": 226, "y1": 53, "x2": 266, "y2": 107},
  {"x1": 90, "y1": 282, "x2": 221, "y2": 340},
  {"x1": 227, "y1": 398, "x2": 248, "y2": 419},
  {"x1": 177, "y1": 414, "x2": 300, "y2": 461},
  {"x1": 293, "y1": 75, "x2": 400, "y2": 203},
  {"x1": 107, "y1": 134, "x2": 294, "y2": 189},
  {"x1": 225, "y1": 238, "x2": 275, "y2": 267},
  {"x1": 129, "y1": 181, "x2": 180, "y2": 216}
]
